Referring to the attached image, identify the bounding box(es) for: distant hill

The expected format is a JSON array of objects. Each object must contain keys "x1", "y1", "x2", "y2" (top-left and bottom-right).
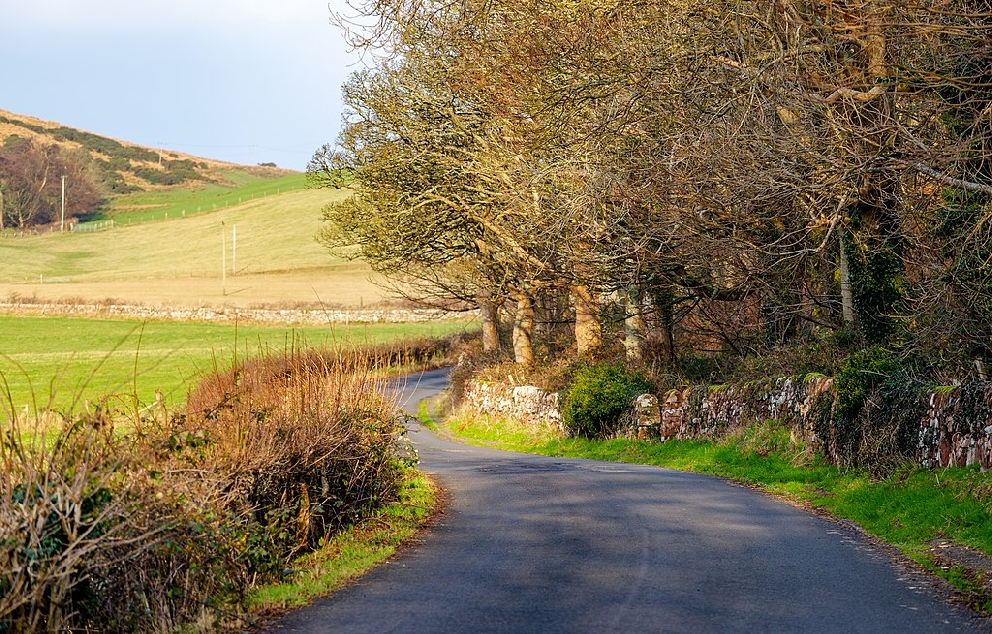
[{"x1": 0, "y1": 109, "x2": 295, "y2": 196}]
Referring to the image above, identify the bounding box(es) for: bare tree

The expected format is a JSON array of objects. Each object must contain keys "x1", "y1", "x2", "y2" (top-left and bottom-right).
[{"x1": 0, "y1": 138, "x2": 101, "y2": 229}]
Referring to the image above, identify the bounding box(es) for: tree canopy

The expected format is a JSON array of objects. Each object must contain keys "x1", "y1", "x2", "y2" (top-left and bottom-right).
[{"x1": 312, "y1": 0, "x2": 992, "y2": 379}]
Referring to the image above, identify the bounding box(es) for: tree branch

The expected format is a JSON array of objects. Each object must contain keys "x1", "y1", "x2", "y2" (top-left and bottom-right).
[{"x1": 912, "y1": 163, "x2": 992, "y2": 196}]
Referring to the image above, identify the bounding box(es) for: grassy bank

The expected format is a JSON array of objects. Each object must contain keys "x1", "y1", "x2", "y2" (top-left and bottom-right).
[
  {"x1": 0, "y1": 314, "x2": 473, "y2": 414},
  {"x1": 246, "y1": 470, "x2": 438, "y2": 624},
  {"x1": 444, "y1": 414, "x2": 992, "y2": 614}
]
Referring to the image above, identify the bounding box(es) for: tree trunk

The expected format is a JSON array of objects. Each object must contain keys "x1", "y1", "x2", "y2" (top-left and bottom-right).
[
  {"x1": 572, "y1": 284, "x2": 602, "y2": 356},
  {"x1": 622, "y1": 284, "x2": 646, "y2": 362},
  {"x1": 479, "y1": 296, "x2": 500, "y2": 353},
  {"x1": 512, "y1": 293, "x2": 535, "y2": 366},
  {"x1": 838, "y1": 230, "x2": 855, "y2": 326},
  {"x1": 650, "y1": 289, "x2": 677, "y2": 368}
]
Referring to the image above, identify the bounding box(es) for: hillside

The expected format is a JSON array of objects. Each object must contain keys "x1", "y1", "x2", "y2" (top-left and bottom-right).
[
  {"x1": 0, "y1": 109, "x2": 294, "y2": 197},
  {"x1": 0, "y1": 185, "x2": 394, "y2": 310},
  {"x1": 0, "y1": 110, "x2": 395, "y2": 309}
]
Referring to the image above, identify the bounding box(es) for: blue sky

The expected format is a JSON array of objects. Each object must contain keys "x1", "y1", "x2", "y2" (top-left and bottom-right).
[{"x1": 0, "y1": 0, "x2": 363, "y2": 170}]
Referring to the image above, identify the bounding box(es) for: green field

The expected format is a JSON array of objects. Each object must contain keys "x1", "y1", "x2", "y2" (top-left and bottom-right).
[
  {"x1": 0, "y1": 181, "x2": 389, "y2": 308},
  {"x1": 0, "y1": 314, "x2": 472, "y2": 416},
  {"x1": 1, "y1": 185, "x2": 344, "y2": 283},
  {"x1": 86, "y1": 173, "x2": 309, "y2": 225},
  {"x1": 0, "y1": 173, "x2": 464, "y2": 417}
]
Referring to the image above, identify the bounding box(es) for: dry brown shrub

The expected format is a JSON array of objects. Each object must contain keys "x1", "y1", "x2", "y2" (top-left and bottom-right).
[
  {"x1": 0, "y1": 408, "x2": 163, "y2": 632},
  {"x1": 1, "y1": 338, "x2": 442, "y2": 632}
]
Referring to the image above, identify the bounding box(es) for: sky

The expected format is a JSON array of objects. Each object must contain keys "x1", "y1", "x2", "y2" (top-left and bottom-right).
[{"x1": 0, "y1": 0, "x2": 366, "y2": 171}]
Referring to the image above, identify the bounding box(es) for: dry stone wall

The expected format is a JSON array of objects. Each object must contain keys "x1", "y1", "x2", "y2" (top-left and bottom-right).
[
  {"x1": 917, "y1": 384, "x2": 992, "y2": 469},
  {"x1": 0, "y1": 302, "x2": 458, "y2": 324},
  {"x1": 645, "y1": 377, "x2": 992, "y2": 469},
  {"x1": 463, "y1": 380, "x2": 560, "y2": 428},
  {"x1": 465, "y1": 374, "x2": 992, "y2": 471}
]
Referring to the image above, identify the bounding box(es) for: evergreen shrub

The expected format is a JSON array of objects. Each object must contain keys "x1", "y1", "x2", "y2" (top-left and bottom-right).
[{"x1": 561, "y1": 363, "x2": 651, "y2": 438}]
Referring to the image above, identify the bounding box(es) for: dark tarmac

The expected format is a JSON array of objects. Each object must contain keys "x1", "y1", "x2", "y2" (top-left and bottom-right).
[{"x1": 264, "y1": 368, "x2": 989, "y2": 634}]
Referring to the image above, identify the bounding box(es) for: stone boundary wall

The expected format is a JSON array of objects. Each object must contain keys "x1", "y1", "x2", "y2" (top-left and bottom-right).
[
  {"x1": 463, "y1": 381, "x2": 560, "y2": 427},
  {"x1": 465, "y1": 375, "x2": 992, "y2": 470},
  {"x1": 640, "y1": 378, "x2": 992, "y2": 470},
  {"x1": 637, "y1": 377, "x2": 832, "y2": 444},
  {"x1": 0, "y1": 302, "x2": 462, "y2": 325}
]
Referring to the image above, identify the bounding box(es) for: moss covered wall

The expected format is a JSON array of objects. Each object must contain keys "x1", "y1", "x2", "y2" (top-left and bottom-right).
[{"x1": 647, "y1": 377, "x2": 992, "y2": 470}]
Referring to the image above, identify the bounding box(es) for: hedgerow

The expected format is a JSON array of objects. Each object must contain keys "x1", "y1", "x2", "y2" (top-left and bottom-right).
[{"x1": 0, "y1": 341, "x2": 437, "y2": 632}]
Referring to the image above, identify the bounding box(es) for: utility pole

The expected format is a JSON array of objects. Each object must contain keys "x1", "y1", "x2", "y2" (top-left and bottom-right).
[
  {"x1": 221, "y1": 221, "x2": 227, "y2": 295},
  {"x1": 60, "y1": 174, "x2": 66, "y2": 232},
  {"x1": 232, "y1": 224, "x2": 237, "y2": 276}
]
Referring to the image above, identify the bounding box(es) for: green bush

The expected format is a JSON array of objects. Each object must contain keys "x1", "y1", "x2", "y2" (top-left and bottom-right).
[
  {"x1": 834, "y1": 346, "x2": 901, "y2": 423},
  {"x1": 561, "y1": 363, "x2": 651, "y2": 438},
  {"x1": 832, "y1": 345, "x2": 921, "y2": 473}
]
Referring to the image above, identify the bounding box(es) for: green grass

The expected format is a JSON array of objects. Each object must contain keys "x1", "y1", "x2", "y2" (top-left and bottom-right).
[
  {"x1": 0, "y1": 186, "x2": 347, "y2": 284},
  {"x1": 445, "y1": 415, "x2": 992, "y2": 613},
  {"x1": 417, "y1": 400, "x2": 439, "y2": 431},
  {"x1": 0, "y1": 314, "x2": 472, "y2": 414},
  {"x1": 88, "y1": 174, "x2": 308, "y2": 225},
  {"x1": 246, "y1": 468, "x2": 437, "y2": 623},
  {"x1": 0, "y1": 172, "x2": 393, "y2": 308}
]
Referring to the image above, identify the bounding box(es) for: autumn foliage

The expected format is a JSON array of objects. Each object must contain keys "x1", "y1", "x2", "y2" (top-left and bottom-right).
[{"x1": 314, "y1": 0, "x2": 992, "y2": 380}]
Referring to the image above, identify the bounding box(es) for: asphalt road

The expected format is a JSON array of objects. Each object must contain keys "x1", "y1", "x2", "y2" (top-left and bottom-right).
[{"x1": 264, "y1": 368, "x2": 989, "y2": 634}]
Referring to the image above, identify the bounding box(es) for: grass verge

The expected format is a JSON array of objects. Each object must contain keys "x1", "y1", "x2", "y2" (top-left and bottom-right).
[
  {"x1": 417, "y1": 399, "x2": 439, "y2": 431},
  {"x1": 445, "y1": 414, "x2": 992, "y2": 615},
  {"x1": 245, "y1": 468, "x2": 440, "y2": 625}
]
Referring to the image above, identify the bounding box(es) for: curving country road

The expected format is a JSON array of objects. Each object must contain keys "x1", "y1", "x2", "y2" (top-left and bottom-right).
[{"x1": 264, "y1": 369, "x2": 989, "y2": 633}]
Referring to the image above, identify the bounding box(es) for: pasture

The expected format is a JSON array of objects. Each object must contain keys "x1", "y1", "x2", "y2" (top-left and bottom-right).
[
  {"x1": 0, "y1": 174, "x2": 467, "y2": 416},
  {"x1": 0, "y1": 184, "x2": 390, "y2": 308},
  {"x1": 0, "y1": 314, "x2": 472, "y2": 416},
  {"x1": 90, "y1": 173, "x2": 309, "y2": 225}
]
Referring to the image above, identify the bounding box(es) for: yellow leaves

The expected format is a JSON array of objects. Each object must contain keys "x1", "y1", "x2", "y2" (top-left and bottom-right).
[{"x1": 777, "y1": 106, "x2": 801, "y2": 125}]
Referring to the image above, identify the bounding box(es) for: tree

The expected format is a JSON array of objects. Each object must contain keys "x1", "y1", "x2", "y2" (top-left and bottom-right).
[
  {"x1": 317, "y1": 0, "x2": 992, "y2": 374},
  {"x1": 0, "y1": 137, "x2": 101, "y2": 229},
  {"x1": 310, "y1": 46, "x2": 558, "y2": 362}
]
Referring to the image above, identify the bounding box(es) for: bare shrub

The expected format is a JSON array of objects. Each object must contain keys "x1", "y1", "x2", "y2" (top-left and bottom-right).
[
  {"x1": 1, "y1": 338, "x2": 438, "y2": 632},
  {"x1": 0, "y1": 408, "x2": 162, "y2": 632}
]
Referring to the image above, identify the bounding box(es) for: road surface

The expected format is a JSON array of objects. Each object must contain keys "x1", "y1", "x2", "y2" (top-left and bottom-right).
[{"x1": 264, "y1": 368, "x2": 989, "y2": 633}]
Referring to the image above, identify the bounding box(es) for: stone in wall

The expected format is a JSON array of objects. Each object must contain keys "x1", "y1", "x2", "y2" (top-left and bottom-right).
[
  {"x1": 661, "y1": 389, "x2": 689, "y2": 440},
  {"x1": 635, "y1": 394, "x2": 660, "y2": 440}
]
